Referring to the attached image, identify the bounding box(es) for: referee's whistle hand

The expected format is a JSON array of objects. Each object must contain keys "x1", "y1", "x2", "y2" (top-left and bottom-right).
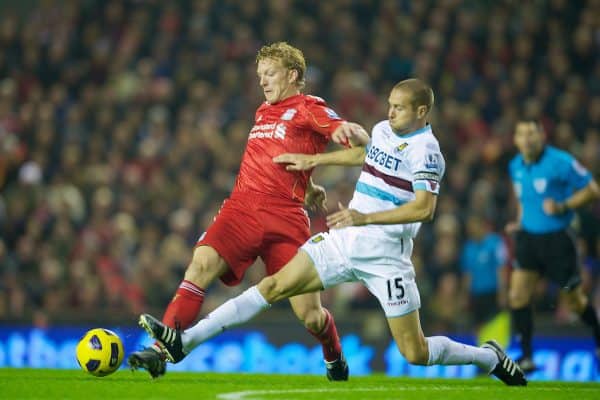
[{"x1": 542, "y1": 198, "x2": 561, "y2": 215}]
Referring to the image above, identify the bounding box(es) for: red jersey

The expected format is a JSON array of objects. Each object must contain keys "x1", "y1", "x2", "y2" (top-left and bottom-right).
[{"x1": 233, "y1": 93, "x2": 345, "y2": 204}]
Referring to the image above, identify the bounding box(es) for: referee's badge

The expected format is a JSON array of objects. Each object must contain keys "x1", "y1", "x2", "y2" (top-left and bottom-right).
[{"x1": 533, "y1": 178, "x2": 547, "y2": 193}]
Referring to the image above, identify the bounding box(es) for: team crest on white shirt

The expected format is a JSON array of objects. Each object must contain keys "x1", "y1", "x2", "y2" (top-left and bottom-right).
[
  {"x1": 533, "y1": 178, "x2": 547, "y2": 193},
  {"x1": 395, "y1": 143, "x2": 408, "y2": 152}
]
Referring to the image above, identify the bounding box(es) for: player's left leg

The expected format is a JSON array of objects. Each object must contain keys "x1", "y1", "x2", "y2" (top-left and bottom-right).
[
  {"x1": 288, "y1": 293, "x2": 348, "y2": 381},
  {"x1": 386, "y1": 310, "x2": 526, "y2": 386},
  {"x1": 261, "y1": 234, "x2": 348, "y2": 380}
]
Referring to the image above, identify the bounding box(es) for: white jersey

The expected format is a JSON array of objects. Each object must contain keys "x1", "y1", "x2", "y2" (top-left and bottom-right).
[
  {"x1": 301, "y1": 121, "x2": 445, "y2": 315},
  {"x1": 340, "y1": 120, "x2": 445, "y2": 262}
]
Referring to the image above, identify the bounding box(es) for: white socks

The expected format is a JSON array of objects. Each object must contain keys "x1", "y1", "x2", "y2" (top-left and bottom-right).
[
  {"x1": 182, "y1": 286, "x2": 270, "y2": 353},
  {"x1": 426, "y1": 336, "x2": 497, "y2": 373}
]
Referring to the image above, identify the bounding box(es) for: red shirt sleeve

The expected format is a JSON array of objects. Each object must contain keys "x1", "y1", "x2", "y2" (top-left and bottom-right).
[{"x1": 305, "y1": 100, "x2": 345, "y2": 137}]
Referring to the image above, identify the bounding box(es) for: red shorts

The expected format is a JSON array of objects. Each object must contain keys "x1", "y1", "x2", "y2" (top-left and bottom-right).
[{"x1": 197, "y1": 192, "x2": 311, "y2": 286}]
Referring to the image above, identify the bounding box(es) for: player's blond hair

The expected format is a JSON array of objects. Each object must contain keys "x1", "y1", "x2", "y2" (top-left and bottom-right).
[
  {"x1": 393, "y1": 79, "x2": 434, "y2": 115},
  {"x1": 256, "y1": 42, "x2": 306, "y2": 89}
]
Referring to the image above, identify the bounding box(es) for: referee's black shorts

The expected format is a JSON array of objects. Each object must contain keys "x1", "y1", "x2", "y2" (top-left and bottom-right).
[{"x1": 514, "y1": 229, "x2": 581, "y2": 291}]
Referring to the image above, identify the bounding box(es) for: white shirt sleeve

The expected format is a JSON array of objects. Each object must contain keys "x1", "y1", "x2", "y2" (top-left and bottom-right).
[{"x1": 407, "y1": 138, "x2": 445, "y2": 195}]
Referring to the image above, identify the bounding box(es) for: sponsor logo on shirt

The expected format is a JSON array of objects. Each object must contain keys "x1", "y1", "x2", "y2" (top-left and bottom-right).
[
  {"x1": 248, "y1": 123, "x2": 286, "y2": 140},
  {"x1": 274, "y1": 123, "x2": 286, "y2": 139},
  {"x1": 366, "y1": 145, "x2": 402, "y2": 171}
]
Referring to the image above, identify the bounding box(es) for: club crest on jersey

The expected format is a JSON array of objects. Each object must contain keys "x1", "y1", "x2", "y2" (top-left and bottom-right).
[
  {"x1": 395, "y1": 143, "x2": 408, "y2": 152},
  {"x1": 311, "y1": 234, "x2": 325, "y2": 243},
  {"x1": 280, "y1": 108, "x2": 297, "y2": 121},
  {"x1": 533, "y1": 178, "x2": 547, "y2": 193}
]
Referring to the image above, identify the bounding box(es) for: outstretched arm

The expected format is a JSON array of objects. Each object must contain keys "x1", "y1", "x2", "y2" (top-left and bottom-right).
[{"x1": 274, "y1": 146, "x2": 367, "y2": 170}]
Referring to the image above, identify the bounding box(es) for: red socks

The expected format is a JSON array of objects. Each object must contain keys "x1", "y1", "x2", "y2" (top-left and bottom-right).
[
  {"x1": 161, "y1": 280, "x2": 205, "y2": 329},
  {"x1": 308, "y1": 308, "x2": 342, "y2": 362}
]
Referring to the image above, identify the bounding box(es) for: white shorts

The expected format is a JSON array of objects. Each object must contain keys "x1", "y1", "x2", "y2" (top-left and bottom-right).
[{"x1": 300, "y1": 229, "x2": 421, "y2": 318}]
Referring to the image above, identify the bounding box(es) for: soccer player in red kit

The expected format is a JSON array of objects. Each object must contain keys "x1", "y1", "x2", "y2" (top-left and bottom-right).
[{"x1": 128, "y1": 42, "x2": 367, "y2": 379}]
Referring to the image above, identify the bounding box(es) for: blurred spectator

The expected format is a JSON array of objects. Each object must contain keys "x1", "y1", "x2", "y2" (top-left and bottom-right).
[{"x1": 460, "y1": 214, "x2": 509, "y2": 328}]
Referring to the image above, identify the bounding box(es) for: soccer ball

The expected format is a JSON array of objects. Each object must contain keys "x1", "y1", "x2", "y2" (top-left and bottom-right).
[{"x1": 75, "y1": 328, "x2": 124, "y2": 377}]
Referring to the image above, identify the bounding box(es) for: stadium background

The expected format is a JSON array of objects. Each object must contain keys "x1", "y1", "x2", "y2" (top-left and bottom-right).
[{"x1": 0, "y1": 0, "x2": 599, "y2": 381}]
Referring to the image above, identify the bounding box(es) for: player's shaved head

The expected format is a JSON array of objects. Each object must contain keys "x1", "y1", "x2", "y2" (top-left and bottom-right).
[
  {"x1": 392, "y1": 79, "x2": 434, "y2": 115},
  {"x1": 257, "y1": 42, "x2": 306, "y2": 89}
]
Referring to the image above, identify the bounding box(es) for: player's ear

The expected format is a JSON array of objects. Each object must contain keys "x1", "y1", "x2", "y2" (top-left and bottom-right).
[
  {"x1": 417, "y1": 105, "x2": 428, "y2": 119},
  {"x1": 288, "y1": 68, "x2": 298, "y2": 85}
]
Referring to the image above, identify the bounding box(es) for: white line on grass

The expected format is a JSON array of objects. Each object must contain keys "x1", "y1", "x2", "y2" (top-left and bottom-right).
[
  {"x1": 218, "y1": 386, "x2": 480, "y2": 400},
  {"x1": 217, "y1": 385, "x2": 599, "y2": 400}
]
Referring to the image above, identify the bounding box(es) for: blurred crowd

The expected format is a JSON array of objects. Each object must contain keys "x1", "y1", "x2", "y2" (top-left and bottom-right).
[{"x1": 0, "y1": 0, "x2": 599, "y2": 333}]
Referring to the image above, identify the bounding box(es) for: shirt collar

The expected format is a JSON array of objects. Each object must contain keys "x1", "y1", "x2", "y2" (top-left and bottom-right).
[{"x1": 393, "y1": 123, "x2": 432, "y2": 138}]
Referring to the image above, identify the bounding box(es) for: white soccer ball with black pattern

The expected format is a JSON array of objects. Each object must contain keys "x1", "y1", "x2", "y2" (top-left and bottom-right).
[{"x1": 75, "y1": 328, "x2": 124, "y2": 377}]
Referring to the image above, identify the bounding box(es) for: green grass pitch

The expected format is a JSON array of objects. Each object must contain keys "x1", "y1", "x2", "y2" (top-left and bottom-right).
[{"x1": 1, "y1": 369, "x2": 599, "y2": 400}]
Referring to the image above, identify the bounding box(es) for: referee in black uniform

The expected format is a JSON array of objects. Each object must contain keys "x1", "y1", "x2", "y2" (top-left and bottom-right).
[{"x1": 506, "y1": 120, "x2": 600, "y2": 373}]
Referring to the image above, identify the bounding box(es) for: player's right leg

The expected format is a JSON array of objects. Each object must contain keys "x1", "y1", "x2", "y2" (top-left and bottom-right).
[
  {"x1": 288, "y1": 293, "x2": 348, "y2": 381},
  {"x1": 131, "y1": 197, "x2": 263, "y2": 376},
  {"x1": 128, "y1": 246, "x2": 228, "y2": 377},
  {"x1": 508, "y1": 268, "x2": 539, "y2": 373},
  {"x1": 140, "y1": 250, "x2": 325, "y2": 362}
]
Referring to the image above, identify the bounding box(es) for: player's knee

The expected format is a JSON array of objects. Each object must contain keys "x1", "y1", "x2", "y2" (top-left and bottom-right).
[
  {"x1": 185, "y1": 250, "x2": 220, "y2": 286},
  {"x1": 300, "y1": 308, "x2": 324, "y2": 332},
  {"x1": 258, "y1": 276, "x2": 285, "y2": 303},
  {"x1": 400, "y1": 344, "x2": 428, "y2": 365}
]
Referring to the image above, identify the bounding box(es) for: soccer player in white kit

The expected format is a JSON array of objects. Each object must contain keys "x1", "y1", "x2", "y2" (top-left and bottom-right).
[{"x1": 138, "y1": 79, "x2": 527, "y2": 386}]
